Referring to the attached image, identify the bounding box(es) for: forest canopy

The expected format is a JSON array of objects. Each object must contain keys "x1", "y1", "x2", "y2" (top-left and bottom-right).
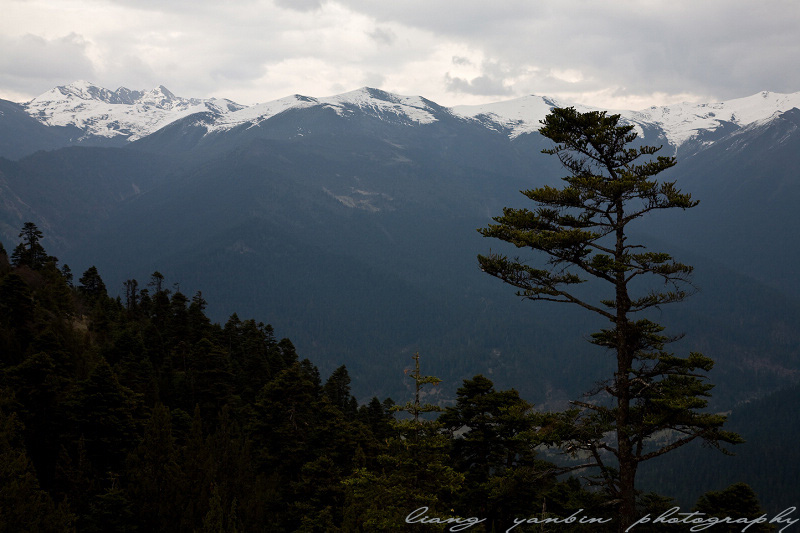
[{"x1": 0, "y1": 223, "x2": 767, "y2": 532}]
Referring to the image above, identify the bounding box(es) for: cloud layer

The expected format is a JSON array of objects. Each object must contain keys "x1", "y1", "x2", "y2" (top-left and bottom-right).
[{"x1": 2, "y1": 0, "x2": 798, "y2": 108}]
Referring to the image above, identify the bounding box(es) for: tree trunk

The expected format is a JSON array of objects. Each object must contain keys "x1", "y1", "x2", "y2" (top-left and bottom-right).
[{"x1": 615, "y1": 203, "x2": 636, "y2": 532}]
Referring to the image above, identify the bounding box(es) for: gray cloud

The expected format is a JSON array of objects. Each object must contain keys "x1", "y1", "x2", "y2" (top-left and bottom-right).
[
  {"x1": 2, "y1": 0, "x2": 799, "y2": 107},
  {"x1": 445, "y1": 73, "x2": 512, "y2": 96},
  {"x1": 337, "y1": 0, "x2": 800, "y2": 103},
  {"x1": 273, "y1": 0, "x2": 325, "y2": 13},
  {"x1": 362, "y1": 72, "x2": 386, "y2": 88},
  {"x1": 0, "y1": 33, "x2": 94, "y2": 79},
  {"x1": 0, "y1": 33, "x2": 96, "y2": 97},
  {"x1": 368, "y1": 27, "x2": 396, "y2": 46}
]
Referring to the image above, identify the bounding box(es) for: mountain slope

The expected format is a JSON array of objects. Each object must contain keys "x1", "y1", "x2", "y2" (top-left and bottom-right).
[
  {"x1": 0, "y1": 99, "x2": 81, "y2": 159},
  {"x1": 1, "y1": 82, "x2": 799, "y2": 406},
  {"x1": 646, "y1": 107, "x2": 800, "y2": 295},
  {"x1": 42, "y1": 117, "x2": 800, "y2": 407}
]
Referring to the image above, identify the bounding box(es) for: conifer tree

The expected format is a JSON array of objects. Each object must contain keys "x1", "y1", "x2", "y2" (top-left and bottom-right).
[
  {"x1": 78, "y1": 266, "x2": 107, "y2": 302},
  {"x1": 11, "y1": 222, "x2": 52, "y2": 270},
  {"x1": 124, "y1": 279, "x2": 139, "y2": 312},
  {"x1": 693, "y1": 483, "x2": 770, "y2": 532},
  {"x1": 478, "y1": 107, "x2": 741, "y2": 531},
  {"x1": 125, "y1": 403, "x2": 182, "y2": 531},
  {"x1": 439, "y1": 375, "x2": 544, "y2": 529},
  {"x1": 323, "y1": 365, "x2": 358, "y2": 419},
  {"x1": 343, "y1": 353, "x2": 463, "y2": 531}
]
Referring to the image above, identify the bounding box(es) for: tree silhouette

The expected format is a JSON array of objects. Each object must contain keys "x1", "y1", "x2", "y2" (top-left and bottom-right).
[{"x1": 479, "y1": 107, "x2": 741, "y2": 530}]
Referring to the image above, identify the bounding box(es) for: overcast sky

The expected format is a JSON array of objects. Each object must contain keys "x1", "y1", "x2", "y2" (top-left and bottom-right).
[{"x1": 2, "y1": 0, "x2": 799, "y2": 109}]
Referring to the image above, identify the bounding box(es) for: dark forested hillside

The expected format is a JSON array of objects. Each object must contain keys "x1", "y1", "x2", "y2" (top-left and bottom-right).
[
  {"x1": 2, "y1": 223, "x2": 787, "y2": 531},
  {"x1": 638, "y1": 379, "x2": 800, "y2": 511},
  {"x1": 0, "y1": 225, "x2": 635, "y2": 532}
]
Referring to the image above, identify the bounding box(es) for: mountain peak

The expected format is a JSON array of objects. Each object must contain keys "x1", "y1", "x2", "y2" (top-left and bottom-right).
[
  {"x1": 53, "y1": 80, "x2": 115, "y2": 103},
  {"x1": 324, "y1": 87, "x2": 440, "y2": 124},
  {"x1": 16, "y1": 82, "x2": 800, "y2": 150},
  {"x1": 22, "y1": 81, "x2": 242, "y2": 142}
]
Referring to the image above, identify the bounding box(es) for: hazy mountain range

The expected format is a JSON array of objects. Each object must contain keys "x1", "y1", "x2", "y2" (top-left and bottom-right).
[
  {"x1": 1, "y1": 81, "x2": 799, "y2": 411},
  {"x1": 6, "y1": 80, "x2": 800, "y2": 156}
]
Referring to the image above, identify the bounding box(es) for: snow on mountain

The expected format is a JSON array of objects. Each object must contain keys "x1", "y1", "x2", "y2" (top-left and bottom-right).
[
  {"x1": 23, "y1": 80, "x2": 245, "y2": 141},
  {"x1": 323, "y1": 87, "x2": 440, "y2": 124},
  {"x1": 452, "y1": 95, "x2": 599, "y2": 136},
  {"x1": 19, "y1": 81, "x2": 800, "y2": 150},
  {"x1": 624, "y1": 91, "x2": 800, "y2": 147},
  {"x1": 452, "y1": 90, "x2": 800, "y2": 148},
  {"x1": 205, "y1": 87, "x2": 441, "y2": 134}
]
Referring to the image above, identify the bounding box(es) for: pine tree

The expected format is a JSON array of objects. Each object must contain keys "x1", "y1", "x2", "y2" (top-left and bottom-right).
[
  {"x1": 10, "y1": 222, "x2": 52, "y2": 270},
  {"x1": 693, "y1": 483, "x2": 771, "y2": 533},
  {"x1": 323, "y1": 365, "x2": 358, "y2": 419},
  {"x1": 78, "y1": 266, "x2": 107, "y2": 303},
  {"x1": 64, "y1": 360, "x2": 138, "y2": 477},
  {"x1": 343, "y1": 353, "x2": 463, "y2": 532},
  {"x1": 124, "y1": 279, "x2": 139, "y2": 312},
  {"x1": 478, "y1": 107, "x2": 742, "y2": 531},
  {"x1": 439, "y1": 375, "x2": 545, "y2": 530},
  {"x1": 0, "y1": 272, "x2": 35, "y2": 362}
]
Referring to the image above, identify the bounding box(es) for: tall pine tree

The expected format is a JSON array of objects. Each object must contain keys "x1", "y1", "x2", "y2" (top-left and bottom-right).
[{"x1": 478, "y1": 107, "x2": 741, "y2": 531}]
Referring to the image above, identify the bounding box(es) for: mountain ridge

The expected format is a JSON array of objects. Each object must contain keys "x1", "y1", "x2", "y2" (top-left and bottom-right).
[
  {"x1": 1, "y1": 81, "x2": 800, "y2": 412},
  {"x1": 22, "y1": 80, "x2": 246, "y2": 143},
  {"x1": 11, "y1": 81, "x2": 800, "y2": 156}
]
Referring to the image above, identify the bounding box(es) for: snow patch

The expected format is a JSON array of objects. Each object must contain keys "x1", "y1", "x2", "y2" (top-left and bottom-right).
[{"x1": 323, "y1": 186, "x2": 393, "y2": 212}]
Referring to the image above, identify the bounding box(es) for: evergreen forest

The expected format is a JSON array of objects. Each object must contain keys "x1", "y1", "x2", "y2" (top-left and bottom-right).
[{"x1": 0, "y1": 221, "x2": 778, "y2": 531}]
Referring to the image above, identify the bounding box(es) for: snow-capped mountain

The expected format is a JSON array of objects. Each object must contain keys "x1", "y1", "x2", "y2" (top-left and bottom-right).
[
  {"x1": 3, "y1": 78, "x2": 800, "y2": 425},
  {"x1": 22, "y1": 80, "x2": 245, "y2": 142},
  {"x1": 14, "y1": 81, "x2": 800, "y2": 152},
  {"x1": 206, "y1": 87, "x2": 443, "y2": 134},
  {"x1": 452, "y1": 96, "x2": 596, "y2": 137},
  {"x1": 453, "y1": 90, "x2": 800, "y2": 149}
]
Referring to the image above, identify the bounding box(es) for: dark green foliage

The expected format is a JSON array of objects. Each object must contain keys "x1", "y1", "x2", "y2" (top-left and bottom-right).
[
  {"x1": 439, "y1": 375, "x2": 542, "y2": 529},
  {"x1": 323, "y1": 365, "x2": 358, "y2": 418},
  {"x1": 357, "y1": 396, "x2": 395, "y2": 442},
  {"x1": 78, "y1": 266, "x2": 107, "y2": 302},
  {"x1": 64, "y1": 359, "x2": 139, "y2": 476},
  {"x1": 479, "y1": 107, "x2": 741, "y2": 530},
  {"x1": 440, "y1": 375, "x2": 615, "y2": 532},
  {"x1": 0, "y1": 271, "x2": 34, "y2": 361},
  {"x1": 636, "y1": 492, "x2": 681, "y2": 533},
  {"x1": 639, "y1": 379, "x2": 800, "y2": 508},
  {"x1": 0, "y1": 221, "x2": 766, "y2": 531},
  {"x1": 125, "y1": 404, "x2": 182, "y2": 531},
  {"x1": 0, "y1": 393, "x2": 76, "y2": 532},
  {"x1": 344, "y1": 354, "x2": 464, "y2": 532},
  {"x1": 10, "y1": 222, "x2": 54, "y2": 270},
  {"x1": 693, "y1": 483, "x2": 771, "y2": 532},
  {"x1": 82, "y1": 487, "x2": 137, "y2": 533}
]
